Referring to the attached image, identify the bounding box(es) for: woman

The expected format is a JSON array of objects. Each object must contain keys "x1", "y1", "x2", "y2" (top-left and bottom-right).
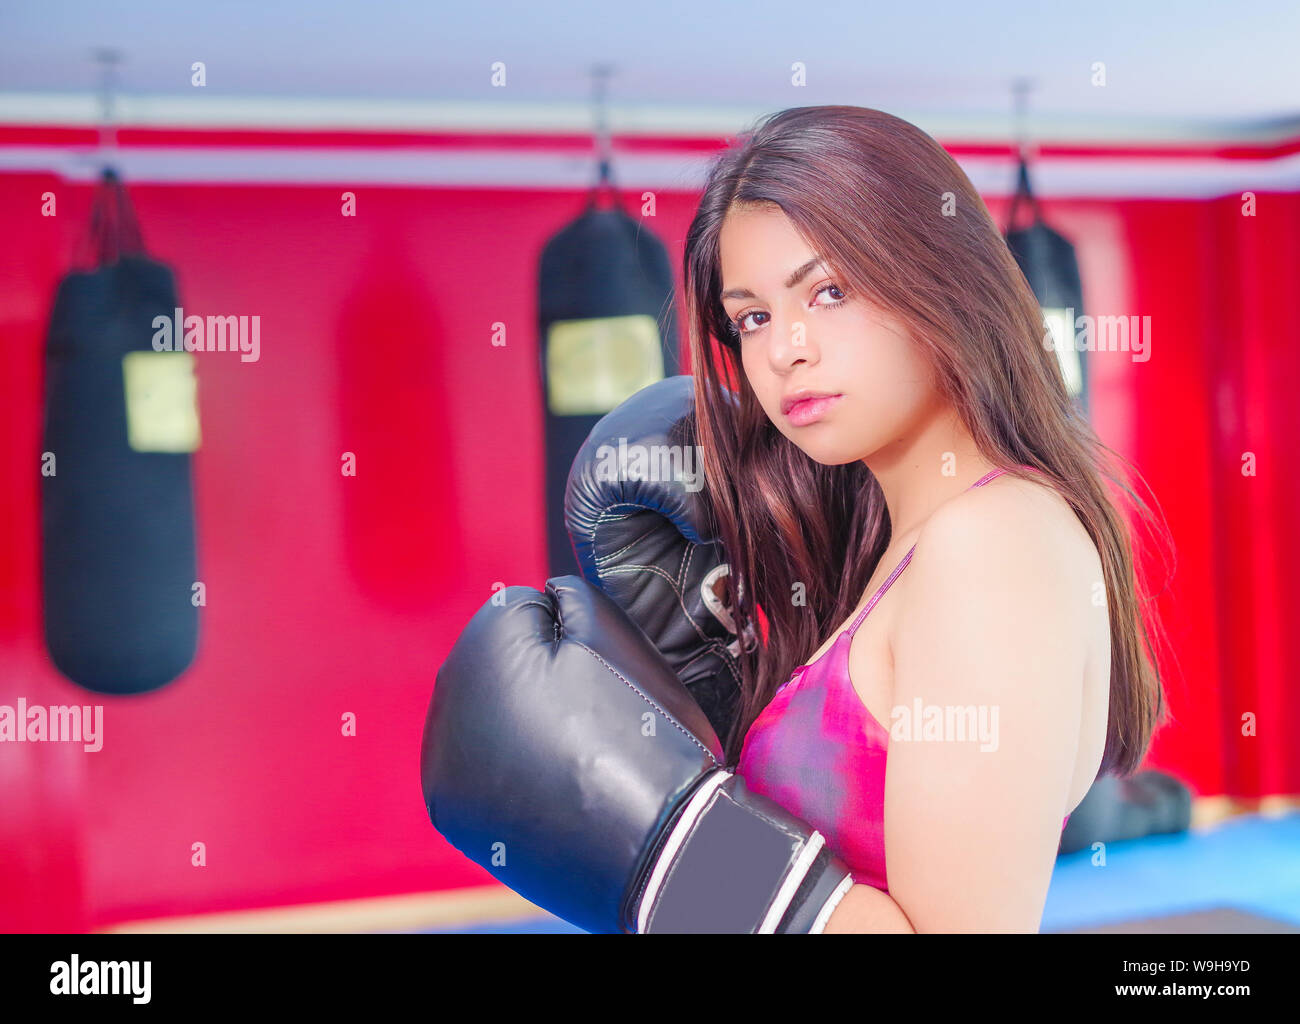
[{"x1": 682, "y1": 106, "x2": 1170, "y2": 932}]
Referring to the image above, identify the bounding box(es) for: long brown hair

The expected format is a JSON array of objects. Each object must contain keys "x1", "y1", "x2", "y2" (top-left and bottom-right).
[{"x1": 683, "y1": 106, "x2": 1173, "y2": 777}]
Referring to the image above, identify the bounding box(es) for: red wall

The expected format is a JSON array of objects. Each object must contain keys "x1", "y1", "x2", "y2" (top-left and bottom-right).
[{"x1": 1, "y1": 145, "x2": 1297, "y2": 931}]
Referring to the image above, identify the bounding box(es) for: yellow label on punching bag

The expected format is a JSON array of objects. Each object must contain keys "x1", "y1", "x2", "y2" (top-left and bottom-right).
[
  {"x1": 1042, "y1": 307, "x2": 1084, "y2": 398},
  {"x1": 121, "y1": 351, "x2": 201, "y2": 453},
  {"x1": 546, "y1": 313, "x2": 665, "y2": 416}
]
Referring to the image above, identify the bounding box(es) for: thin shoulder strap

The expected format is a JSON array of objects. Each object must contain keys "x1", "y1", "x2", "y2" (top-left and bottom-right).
[
  {"x1": 971, "y1": 467, "x2": 1010, "y2": 488},
  {"x1": 845, "y1": 545, "x2": 916, "y2": 637},
  {"x1": 844, "y1": 466, "x2": 1011, "y2": 637}
]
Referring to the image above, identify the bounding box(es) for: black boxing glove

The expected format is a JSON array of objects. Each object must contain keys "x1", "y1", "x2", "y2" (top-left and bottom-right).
[
  {"x1": 420, "y1": 576, "x2": 854, "y2": 934},
  {"x1": 564, "y1": 375, "x2": 748, "y2": 744}
]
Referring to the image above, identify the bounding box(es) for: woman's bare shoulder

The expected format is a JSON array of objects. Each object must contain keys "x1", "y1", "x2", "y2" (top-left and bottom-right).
[{"x1": 907, "y1": 468, "x2": 1103, "y2": 620}]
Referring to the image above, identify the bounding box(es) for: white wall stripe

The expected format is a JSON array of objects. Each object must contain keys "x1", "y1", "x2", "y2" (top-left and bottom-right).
[
  {"x1": 1, "y1": 92, "x2": 1296, "y2": 145},
  {"x1": 2, "y1": 143, "x2": 1296, "y2": 198}
]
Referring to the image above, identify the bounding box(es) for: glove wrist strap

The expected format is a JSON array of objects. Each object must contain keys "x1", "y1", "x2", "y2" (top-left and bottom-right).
[{"x1": 634, "y1": 769, "x2": 853, "y2": 934}]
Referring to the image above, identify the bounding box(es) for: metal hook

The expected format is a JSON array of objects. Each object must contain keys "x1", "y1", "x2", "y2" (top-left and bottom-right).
[
  {"x1": 1011, "y1": 76, "x2": 1033, "y2": 162},
  {"x1": 94, "y1": 47, "x2": 123, "y2": 173},
  {"x1": 588, "y1": 63, "x2": 617, "y2": 207},
  {"x1": 1006, "y1": 77, "x2": 1044, "y2": 230}
]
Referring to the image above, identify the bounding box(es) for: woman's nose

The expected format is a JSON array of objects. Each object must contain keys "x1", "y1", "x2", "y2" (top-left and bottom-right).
[{"x1": 766, "y1": 316, "x2": 818, "y2": 370}]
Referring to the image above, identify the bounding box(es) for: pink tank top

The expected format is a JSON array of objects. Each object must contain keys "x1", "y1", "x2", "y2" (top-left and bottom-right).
[{"x1": 736, "y1": 466, "x2": 1071, "y2": 893}]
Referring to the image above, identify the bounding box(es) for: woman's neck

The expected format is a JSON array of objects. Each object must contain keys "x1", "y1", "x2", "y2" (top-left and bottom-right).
[{"x1": 863, "y1": 405, "x2": 996, "y2": 540}]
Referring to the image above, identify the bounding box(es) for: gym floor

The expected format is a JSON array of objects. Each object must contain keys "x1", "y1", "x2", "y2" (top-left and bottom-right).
[
  {"x1": 96, "y1": 807, "x2": 1299, "y2": 934},
  {"x1": 405, "y1": 809, "x2": 1300, "y2": 934},
  {"x1": 1043, "y1": 811, "x2": 1300, "y2": 934}
]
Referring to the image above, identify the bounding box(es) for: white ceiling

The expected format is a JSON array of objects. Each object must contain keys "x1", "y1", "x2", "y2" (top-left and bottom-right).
[{"x1": 1, "y1": 0, "x2": 1297, "y2": 139}]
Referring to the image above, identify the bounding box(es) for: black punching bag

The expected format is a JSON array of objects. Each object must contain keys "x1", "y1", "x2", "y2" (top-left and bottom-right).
[
  {"x1": 1004, "y1": 156, "x2": 1089, "y2": 418},
  {"x1": 40, "y1": 168, "x2": 200, "y2": 694},
  {"x1": 538, "y1": 186, "x2": 678, "y2": 578}
]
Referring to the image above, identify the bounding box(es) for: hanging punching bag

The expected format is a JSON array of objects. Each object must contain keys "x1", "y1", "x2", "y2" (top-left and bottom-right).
[
  {"x1": 537, "y1": 180, "x2": 679, "y2": 578},
  {"x1": 1004, "y1": 156, "x2": 1089, "y2": 418},
  {"x1": 40, "y1": 168, "x2": 200, "y2": 694}
]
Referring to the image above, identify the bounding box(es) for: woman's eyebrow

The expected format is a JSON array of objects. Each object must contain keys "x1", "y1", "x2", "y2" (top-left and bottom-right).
[{"x1": 721, "y1": 256, "x2": 824, "y2": 301}]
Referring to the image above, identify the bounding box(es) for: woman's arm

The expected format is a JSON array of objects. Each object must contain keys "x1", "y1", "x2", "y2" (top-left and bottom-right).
[
  {"x1": 822, "y1": 883, "x2": 916, "y2": 933},
  {"x1": 825, "y1": 481, "x2": 1091, "y2": 933}
]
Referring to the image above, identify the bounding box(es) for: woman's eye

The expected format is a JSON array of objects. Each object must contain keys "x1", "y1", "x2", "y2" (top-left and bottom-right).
[
  {"x1": 730, "y1": 310, "x2": 768, "y2": 337},
  {"x1": 728, "y1": 283, "x2": 845, "y2": 339}
]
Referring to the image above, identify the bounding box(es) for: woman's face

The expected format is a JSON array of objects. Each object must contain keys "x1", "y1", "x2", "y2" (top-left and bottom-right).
[{"x1": 718, "y1": 202, "x2": 940, "y2": 466}]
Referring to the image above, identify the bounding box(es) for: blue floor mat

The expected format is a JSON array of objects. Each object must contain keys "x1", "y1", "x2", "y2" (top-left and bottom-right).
[{"x1": 1042, "y1": 811, "x2": 1300, "y2": 932}]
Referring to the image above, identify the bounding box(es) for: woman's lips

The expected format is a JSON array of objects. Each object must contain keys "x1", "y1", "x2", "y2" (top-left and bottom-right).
[{"x1": 784, "y1": 394, "x2": 843, "y2": 426}]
